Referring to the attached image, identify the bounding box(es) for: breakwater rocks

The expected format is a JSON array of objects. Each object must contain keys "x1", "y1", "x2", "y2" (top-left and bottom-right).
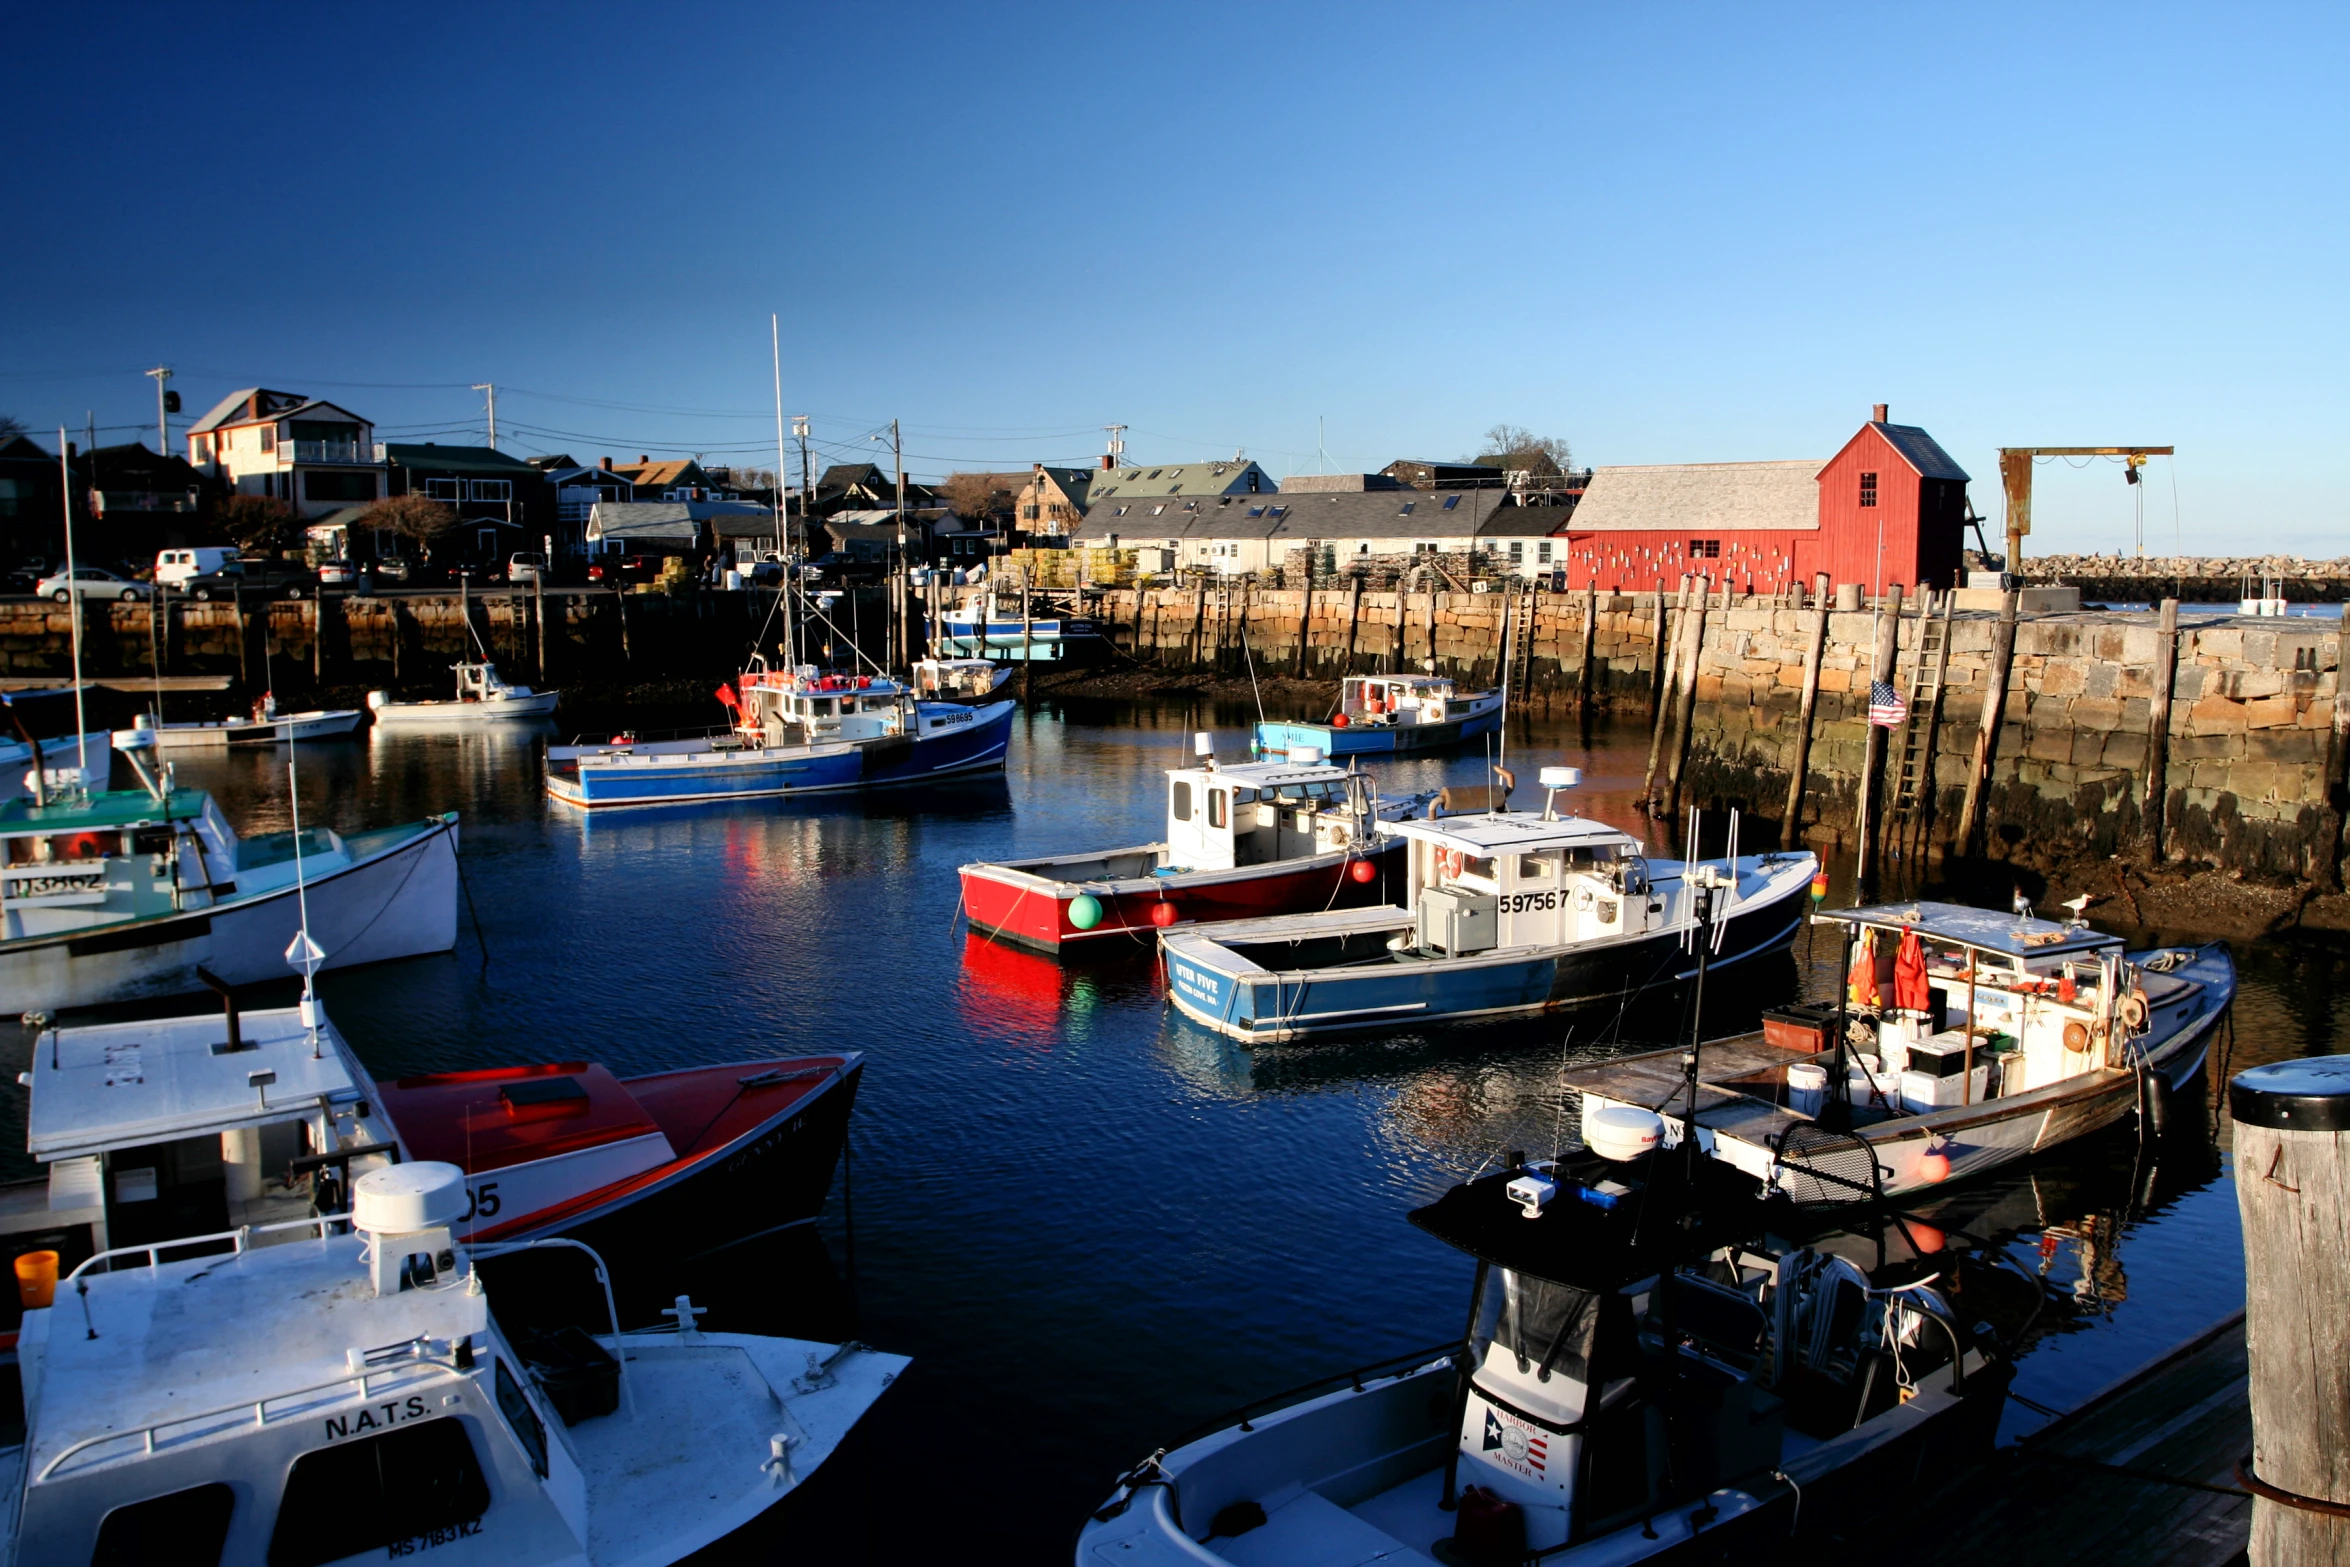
[
  {"x1": 2027, "y1": 553, "x2": 2350, "y2": 604},
  {"x1": 1080, "y1": 582, "x2": 2346, "y2": 883}
]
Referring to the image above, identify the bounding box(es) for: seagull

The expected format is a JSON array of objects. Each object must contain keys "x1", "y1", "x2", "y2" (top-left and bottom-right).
[
  {"x1": 2059, "y1": 893, "x2": 2096, "y2": 929},
  {"x1": 2011, "y1": 888, "x2": 2034, "y2": 920}
]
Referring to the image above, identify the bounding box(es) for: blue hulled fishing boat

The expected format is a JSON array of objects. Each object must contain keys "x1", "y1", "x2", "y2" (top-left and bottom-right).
[
  {"x1": 545, "y1": 659, "x2": 1013, "y2": 809},
  {"x1": 1255, "y1": 672, "x2": 1504, "y2": 759}
]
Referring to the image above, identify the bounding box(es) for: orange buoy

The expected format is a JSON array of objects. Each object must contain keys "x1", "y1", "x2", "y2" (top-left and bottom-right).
[
  {"x1": 1349, "y1": 859, "x2": 1377, "y2": 884},
  {"x1": 1150, "y1": 901, "x2": 1178, "y2": 927},
  {"x1": 1917, "y1": 1150, "x2": 1951, "y2": 1183}
]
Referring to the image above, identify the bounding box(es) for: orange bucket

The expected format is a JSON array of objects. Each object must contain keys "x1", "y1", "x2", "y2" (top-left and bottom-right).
[{"x1": 14, "y1": 1250, "x2": 57, "y2": 1310}]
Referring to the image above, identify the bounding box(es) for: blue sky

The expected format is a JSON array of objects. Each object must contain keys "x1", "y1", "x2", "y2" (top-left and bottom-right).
[{"x1": 2, "y1": 2, "x2": 2341, "y2": 555}]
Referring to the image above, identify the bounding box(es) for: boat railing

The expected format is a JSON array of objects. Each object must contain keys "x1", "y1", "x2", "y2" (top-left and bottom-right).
[
  {"x1": 561, "y1": 722, "x2": 738, "y2": 749},
  {"x1": 66, "y1": 1213, "x2": 357, "y2": 1281},
  {"x1": 1162, "y1": 1340, "x2": 1459, "y2": 1452},
  {"x1": 35, "y1": 1338, "x2": 464, "y2": 1481}
]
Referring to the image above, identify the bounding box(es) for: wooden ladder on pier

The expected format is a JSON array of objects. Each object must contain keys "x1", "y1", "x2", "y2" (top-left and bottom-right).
[
  {"x1": 1888, "y1": 602, "x2": 1951, "y2": 817},
  {"x1": 1510, "y1": 586, "x2": 1537, "y2": 693}
]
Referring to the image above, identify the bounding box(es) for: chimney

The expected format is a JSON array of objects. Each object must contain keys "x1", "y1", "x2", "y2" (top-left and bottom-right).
[
  {"x1": 1871, "y1": 403, "x2": 1889, "y2": 424},
  {"x1": 1101, "y1": 453, "x2": 1115, "y2": 470},
  {"x1": 600, "y1": 456, "x2": 613, "y2": 471},
  {"x1": 637, "y1": 455, "x2": 650, "y2": 464}
]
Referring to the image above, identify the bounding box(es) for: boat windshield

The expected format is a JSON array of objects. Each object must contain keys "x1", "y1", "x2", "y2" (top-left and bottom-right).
[{"x1": 1472, "y1": 1268, "x2": 1601, "y2": 1382}]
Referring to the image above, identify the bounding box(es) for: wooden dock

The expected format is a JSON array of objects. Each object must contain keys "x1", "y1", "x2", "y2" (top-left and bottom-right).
[{"x1": 1888, "y1": 1314, "x2": 2252, "y2": 1566}]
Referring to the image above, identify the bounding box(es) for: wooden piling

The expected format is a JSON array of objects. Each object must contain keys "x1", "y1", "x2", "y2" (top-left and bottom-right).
[
  {"x1": 1852, "y1": 585, "x2": 1906, "y2": 893},
  {"x1": 1664, "y1": 575, "x2": 1710, "y2": 814},
  {"x1": 1647, "y1": 584, "x2": 1671, "y2": 718},
  {"x1": 1293, "y1": 582, "x2": 1315, "y2": 677},
  {"x1": 2144, "y1": 597, "x2": 2179, "y2": 864},
  {"x1": 1576, "y1": 585, "x2": 1598, "y2": 711},
  {"x1": 2229, "y1": 1060, "x2": 2350, "y2": 1564},
  {"x1": 1190, "y1": 583, "x2": 1209, "y2": 671},
  {"x1": 1390, "y1": 579, "x2": 1407, "y2": 669},
  {"x1": 1343, "y1": 578, "x2": 1363, "y2": 676},
  {"x1": 2321, "y1": 602, "x2": 2350, "y2": 893},
  {"x1": 1643, "y1": 576, "x2": 1691, "y2": 807},
  {"x1": 1956, "y1": 588, "x2": 2021, "y2": 856},
  {"x1": 1779, "y1": 573, "x2": 1832, "y2": 848}
]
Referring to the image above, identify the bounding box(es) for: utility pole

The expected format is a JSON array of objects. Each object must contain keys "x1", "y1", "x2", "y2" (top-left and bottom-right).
[
  {"x1": 145, "y1": 366, "x2": 173, "y2": 457},
  {"x1": 472, "y1": 383, "x2": 498, "y2": 450},
  {"x1": 1102, "y1": 424, "x2": 1126, "y2": 468}
]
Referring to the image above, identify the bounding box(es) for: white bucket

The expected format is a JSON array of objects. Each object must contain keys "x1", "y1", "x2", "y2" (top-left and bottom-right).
[
  {"x1": 1787, "y1": 1062, "x2": 1829, "y2": 1117},
  {"x1": 724, "y1": 569, "x2": 743, "y2": 590}
]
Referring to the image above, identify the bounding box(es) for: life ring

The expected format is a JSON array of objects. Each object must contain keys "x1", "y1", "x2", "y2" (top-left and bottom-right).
[
  {"x1": 2119, "y1": 991, "x2": 2151, "y2": 1031},
  {"x1": 1436, "y1": 846, "x2": 1462, "y2": 878},
  {"x1": 2063, "y1": 1021, "x2": 2090, "y2": 1052}
]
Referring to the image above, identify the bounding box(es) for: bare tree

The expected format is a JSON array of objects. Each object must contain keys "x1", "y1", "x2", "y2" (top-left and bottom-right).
[
  {"x1": 1464, "y1": 424, "x2": 1575, "y2": 477},
  {"x1": 358, "y1": 493, "x2": 460, "y2": 551},
  {"x1": 0, "y1": 414, "x2": 24, "y2": 444},
  {"x1": 942, "y1": 471, "x2": 1021, "y2": 522},
  {"x1": 217, "y1": 495, "x2": 305, "y2": 554}
]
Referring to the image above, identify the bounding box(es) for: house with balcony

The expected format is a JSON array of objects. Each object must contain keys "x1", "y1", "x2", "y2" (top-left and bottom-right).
[
  {"x1": 380, "y1": 443, "x2": 554, "y2": 565},
  {"x1": 79, "y1": 442, "x2": 216, "y2": 561},
  {"x1": 529, "y1": 455, "x2": 637, "y2": 557},
  {"x1": 184, "y1": 388, "x2": 383, "y2": 518}
]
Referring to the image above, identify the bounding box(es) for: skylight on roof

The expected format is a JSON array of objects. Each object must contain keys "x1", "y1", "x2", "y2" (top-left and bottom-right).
[
  {"x1": 1399, "y1": 501, "x2": 1416, "y2": 515},
  {"x1": 1246, "y1": 506, "x2": 1264, "y2": 517},
  {"x1": 1442, "y1": 495, "x2": 1460, "y2": 510}
]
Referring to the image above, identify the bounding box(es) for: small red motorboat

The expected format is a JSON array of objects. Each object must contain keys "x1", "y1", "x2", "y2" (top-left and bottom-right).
[
  {"x1": 957, "y1": 736, "x2": 1412, "y2": 956},
  {"x1": 374, "y1": 1052, "x2": 861, "y2": 1267}
]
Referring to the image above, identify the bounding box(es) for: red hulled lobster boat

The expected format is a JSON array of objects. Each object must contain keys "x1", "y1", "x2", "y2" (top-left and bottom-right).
[{"x1": 957, "y1": 736, "x2": 1415, "y2": 955}]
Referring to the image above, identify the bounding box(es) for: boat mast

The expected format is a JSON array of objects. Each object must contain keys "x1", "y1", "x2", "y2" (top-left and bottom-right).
[
  {"x1": 57, "y1": 430, "x2": 88, "y2": 780},
  {"x1": 771, "y1": 314, "x2": 796, "y2": 674}
]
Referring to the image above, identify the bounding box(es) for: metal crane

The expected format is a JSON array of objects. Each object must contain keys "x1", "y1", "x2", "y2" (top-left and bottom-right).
[{"x1": 1997, "y1": 445, "x2": 2174, "y2": 575}]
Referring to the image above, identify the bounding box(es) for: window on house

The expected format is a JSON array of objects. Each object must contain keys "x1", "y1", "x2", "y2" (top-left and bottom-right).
[
  {"x1": 1399, "y1": 501, "x2": 1416, "y2": 516},
  {"x1": 305, "y1": 470, "x2": 377, "y2": 502},
  {"x1": 1442, "y1": 495, "x2": 1460, "y2": 510},
  {"x1": 1151, "y1": 504, "x2": 1166, "y2": 515},
  {"x1": 257, "y1": 427, "x2": 275, "y2": 453},
  {"x1": 194, "y1": 435, "x2": 213, "y2": 463},
  {"x1": 92, "y1": 1483, "x2": 236, "y2": 1567},
  {"x1": 1246, "y1": 507, "x2": 1264, "y2": 518},
  {"x1": 269, "y1": 1419, "x2": 491, "y2": 1567},
  {"x1": 466, "y1": 479, "x2": 511, "y2": 503},
  {"x1": 1169, "y1": 469, "x2": 1184, "y2": 478},
  {"x1": 1509, "y1": 541, "x2": 1524, "y2": 562},
  {"x1": 1146, "y1": 470, "x2": 1162, "y2": 480},
  {"x1": 1690, "y1": 538, "x2": 1720, "y2": 558},
  {"x1": 425, "y1": 478, "x2": 461, "y2": 502},
  {"x1": 1538, "y1": 541, "x2": 1553, "y2": 563},
  {"x1": 1115, "y1": 505, "x2": 1128, "y2": 515},
  {"x1": 1859, "y1": 471, "x2": 1878, "y2": 508},
  {"x1": 1246, "y1": 471, "x2": 1261, "y2": 492}
]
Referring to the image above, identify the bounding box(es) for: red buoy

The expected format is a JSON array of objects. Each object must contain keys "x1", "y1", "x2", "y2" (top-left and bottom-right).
[
  {"x1": 1349, "y1": 859, "x2": 1377, "y2": 884},
  {"x1": 1917, "y1": 1150, "x2": 1952, "y2": 1183},
  {"x1": 1150, "y1": 901, "x2": 1178, "y2": 927},
  {"x1": 1331, "y1": 713, "x2": 1349, "y2": 728}
]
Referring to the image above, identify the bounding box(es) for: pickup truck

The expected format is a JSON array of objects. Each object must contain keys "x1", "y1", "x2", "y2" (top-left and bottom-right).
[{"x1": 183, "y1": 558, "x2": 317, "y2": 600}]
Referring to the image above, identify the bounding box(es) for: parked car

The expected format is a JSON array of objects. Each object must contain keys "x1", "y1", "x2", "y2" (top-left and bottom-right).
[
  {"x1": 36, "y1": 567, "x2": 149, "y2": 603},
  {"x1": 507, "y1": 551, "x2": 548, "y2": 584},
  {"x1": 804, "y1": 551, "x2": 883, "y2": 585},
  {"x1": 587, "y1": 554, "x2": 663, "y2": 587},
  {"x1": 317, "y1": 560, "x2": 358, "y2": 586},
  {"x1": 154, "y1": 546, "x2": 241, "y2": 587},
  {"x1": 184, "y1": 558, "x2": 315, "y2": 601},
  {"x1": 373, "y1": 557, "x2": 414, "y2": 585},
  {"x1": 5, "y1": 559, "x2": 54, "y2": 595}
]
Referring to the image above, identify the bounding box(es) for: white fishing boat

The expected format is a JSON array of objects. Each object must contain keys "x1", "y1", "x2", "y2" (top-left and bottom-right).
[
  {"x1": 0, "y1": 734, "x2": 458, "y2": 1013},
  {"x1": 121, "y1": 693, "x2": 364, "y2": 750},
  {"x1": 1079, "y1": 1131, "x2": 2011, "y2": 1563},
  {"x1": 2, "y1": 1158, "x2": 906, "y2": 1565},
  {"x1": 369, "y1": 662, "x2": 560, "y2": 725},
  {"x1": 1566, "y1": 900, "x2": 2236, "y2": 1204},
  {"x1": 0, "y1": 732, "x2": 111, "y2": 803},
  {"x1": 1160, "y1": 780, "x2": 1816, "y2": 1042}
]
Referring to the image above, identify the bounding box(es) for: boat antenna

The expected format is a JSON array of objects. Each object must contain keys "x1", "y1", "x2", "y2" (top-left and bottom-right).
[
  {"x1": 771, "y1": 314, "x2": 797, "y2": 675},
  {"x1": 1237, "y1": 585, "x2": 1264, "y2": 727},
  {"x1": 283, "y1": 743, "x2": 327, "y2": 1057},
  {"x1": 56, "y1": 429, "x2": 89, "y2": 785}
]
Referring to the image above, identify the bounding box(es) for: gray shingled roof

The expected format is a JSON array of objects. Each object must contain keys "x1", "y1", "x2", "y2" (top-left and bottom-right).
[
  {"x1": 1088, "y1": 459, "x2": 1275, "y2": 501},
  {"x1": 1564, "y1": 461, "x2": 1820, "y2": 534},
  {"x1": 1869, "y1": 422, "x2": 1971, "y2": 482},
  {"x1": 1074, "y1": 487, "x2": 1550, "y2": 544}
]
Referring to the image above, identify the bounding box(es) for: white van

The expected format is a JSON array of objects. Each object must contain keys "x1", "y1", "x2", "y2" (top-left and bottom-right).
[{"x1": 155, "y1": 546, "x2": 239, "y2": 586}]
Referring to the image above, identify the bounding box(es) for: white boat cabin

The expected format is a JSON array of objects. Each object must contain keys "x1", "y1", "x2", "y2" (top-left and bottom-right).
[
  {"x1": 1335, "y1": 674, "x2": 1464, "y2": 729},
  {"x1": 911, "y1": 658, "x2": 1003, "y2": 700},
  {"x1": 454, "y1": 663, "x2": 539, "y2": 703},
  {"x1": 1166, "y1": 757, "x2": 1372, "y2": 872},
  {"x1": 6, "y1": 1002, "x2": 391, "y2": 1260},
  {"x1": 1829, "y1": 901, "x2": 2144, "y2": 1111},
  {"x1": 1388, "y1": 813, "x2": 1660, "y2": 953},
  {"x1": 735, "y1": 663, "x2": 912, "y2": 745}
]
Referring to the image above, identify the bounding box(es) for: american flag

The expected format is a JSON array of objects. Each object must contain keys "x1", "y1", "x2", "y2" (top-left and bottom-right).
[
  {"x1": 1526, "y1": 1434, "x2": 1548, "y2": 1475},
  {"x1": 1869, "y1": 680, "x2": 1908, "y2": 728}
]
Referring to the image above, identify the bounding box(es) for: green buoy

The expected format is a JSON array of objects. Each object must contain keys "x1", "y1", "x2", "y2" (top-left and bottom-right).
[{"x1": 1069, "y1": 893, "x2": 1104, "y2": 930}]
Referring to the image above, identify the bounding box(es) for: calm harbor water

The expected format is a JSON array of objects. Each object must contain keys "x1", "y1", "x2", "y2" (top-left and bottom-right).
[{"x1": 27, "y1": 697, "x2": 2348, "y2": 1560}]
